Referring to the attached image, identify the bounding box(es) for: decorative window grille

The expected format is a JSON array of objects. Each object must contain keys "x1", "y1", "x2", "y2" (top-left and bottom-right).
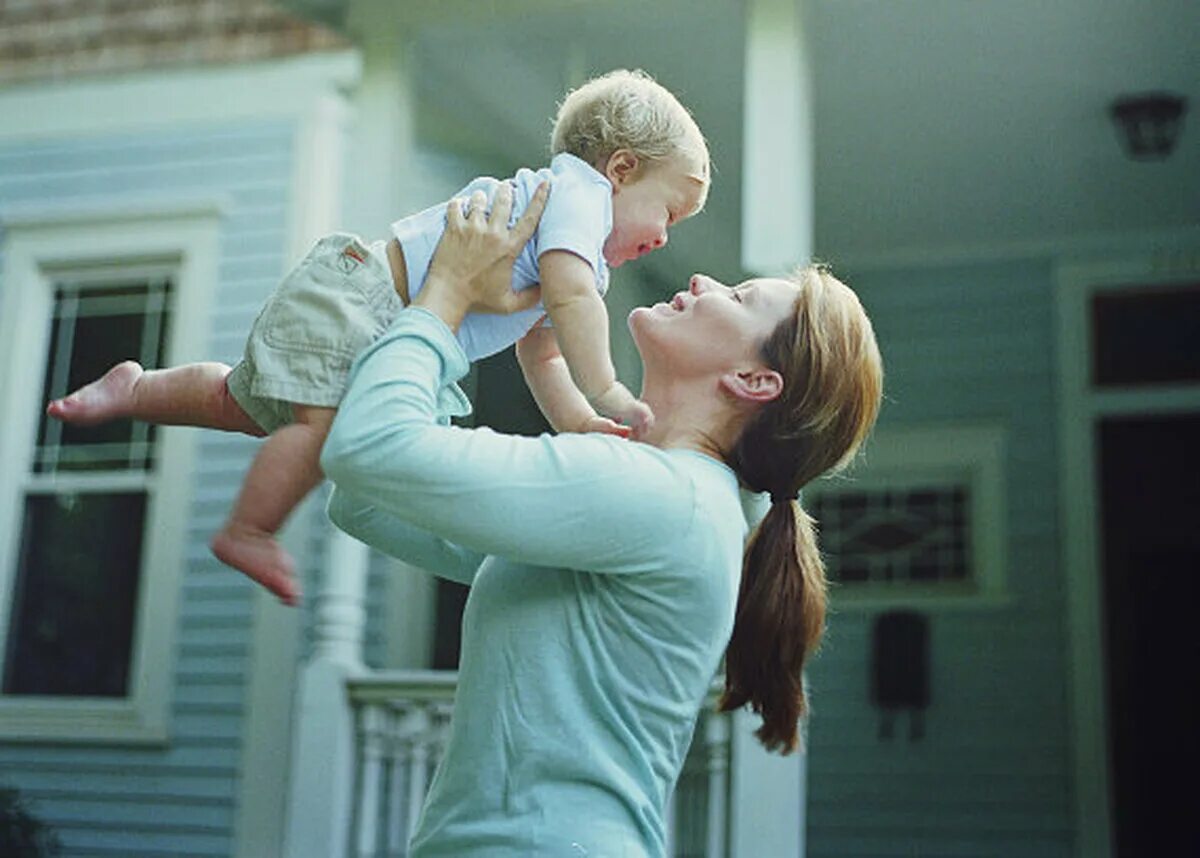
[
  {"x1": 2, "y1": 272, "x2": 172, "y2": 698},
  {"x1": 812, "y1": 486, "x2": 969, "y2": 586},
  {"x1": 804, "y1": 425, "x2": 1007, "y2": 608}
]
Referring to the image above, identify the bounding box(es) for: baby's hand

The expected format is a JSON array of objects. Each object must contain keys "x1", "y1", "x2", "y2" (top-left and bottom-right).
[
  {"x1": 574, "y1": 415, "x2": 632, "y2": 438},
  {"x1": 590, "y1": 382, "x2": 655, "y2": 439}
]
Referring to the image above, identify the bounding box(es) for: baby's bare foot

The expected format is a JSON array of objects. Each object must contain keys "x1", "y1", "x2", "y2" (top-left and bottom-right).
[
  {"x1": 46, "y1": 360, "x2": 143, "y2": 426},
  {"x1": 211, "y1": 523, "x2": 300, "y2": 606}
]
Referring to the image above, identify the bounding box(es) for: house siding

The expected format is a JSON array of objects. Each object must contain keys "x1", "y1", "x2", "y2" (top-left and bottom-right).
[
  {"x1": 805, "y1": 259, "x2": 1074, "y2": 858},
  {"x1": 0, "y1": 119, "x2": 311, "y2": 857}
]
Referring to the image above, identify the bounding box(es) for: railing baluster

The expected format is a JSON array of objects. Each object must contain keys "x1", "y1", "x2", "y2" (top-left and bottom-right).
[
  {"x1": 406, "y1": 705, "x2": 432, "y2": 843},
  {"x1": 704, "y1": 711, "x2": 730, "y2": 858},
  {"x1": 385, "y1": 705, "x2": 411, "y2": 857},
  {"x1": 354, "y1": 703, "x2": 389, "y2": 857}
]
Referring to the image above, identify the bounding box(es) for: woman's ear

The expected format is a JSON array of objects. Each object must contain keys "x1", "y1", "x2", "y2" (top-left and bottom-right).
[
  {"x1": 719, "y1": 367, "x2": 784, "y2": 403},
  {"x1": 605, "y1": 149, "x2": 641, "y2": 189}
]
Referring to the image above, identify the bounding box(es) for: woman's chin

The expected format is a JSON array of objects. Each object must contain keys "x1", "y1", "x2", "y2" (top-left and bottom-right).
[{"x1": 628, "y1": 304, "x2": 664, "y2": 335}]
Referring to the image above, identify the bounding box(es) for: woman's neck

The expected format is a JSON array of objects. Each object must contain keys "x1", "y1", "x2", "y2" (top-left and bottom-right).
[{"x1": 637, "y1": 376, "x2": 745, "y2": 462}]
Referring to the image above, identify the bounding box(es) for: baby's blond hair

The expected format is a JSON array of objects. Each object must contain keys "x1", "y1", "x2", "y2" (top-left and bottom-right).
[{"x1": 551, "y1": 69, "x2": 710, "y2": 183}]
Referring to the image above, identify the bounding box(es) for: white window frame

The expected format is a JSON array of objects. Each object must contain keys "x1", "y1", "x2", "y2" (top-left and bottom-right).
[
  {"x1": 804, "y1": 423, "x2": 1010, "y2": 611},
  {"x1": 1056, "y1": 248, "x2": 1200, "y2": 858},
  {"x1": 0, "y1": 200, "x2": 221, "y2": 744}
]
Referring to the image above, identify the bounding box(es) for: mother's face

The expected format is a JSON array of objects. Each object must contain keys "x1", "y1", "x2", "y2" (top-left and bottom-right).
[{"x1": 629, "y1": 274, "x2": 801, "y2": 378}]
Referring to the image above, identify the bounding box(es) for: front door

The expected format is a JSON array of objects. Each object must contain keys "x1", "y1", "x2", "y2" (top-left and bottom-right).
[{"x1": 1097, "y1": 412, "x2": 1200, "y2": 857}]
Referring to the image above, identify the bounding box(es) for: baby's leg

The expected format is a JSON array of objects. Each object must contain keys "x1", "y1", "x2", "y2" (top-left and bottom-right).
[
  {"x1": 210, "y1": 404, "x2": 336, "y2": 605},
  {"x1": 47, "y1": 360, "x2": 264, "y2": 435}
]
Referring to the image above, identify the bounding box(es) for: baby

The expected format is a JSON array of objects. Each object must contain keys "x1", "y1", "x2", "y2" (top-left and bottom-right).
[{"x1": 46, "y1": 69, "x2": 710, "y2": 604}]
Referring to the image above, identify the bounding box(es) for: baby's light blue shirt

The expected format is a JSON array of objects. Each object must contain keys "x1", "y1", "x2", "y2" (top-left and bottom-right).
[
  {"x1": 321, "y1": 308, "x2": 750, "y2": 857},
  {"x1": 391, "y1": 152, "x2": 613, "y2": 361}
]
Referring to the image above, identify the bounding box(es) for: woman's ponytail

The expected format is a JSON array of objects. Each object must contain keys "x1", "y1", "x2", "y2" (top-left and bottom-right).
[
  {"x1": 721, "y1": 265, "x2": 882, "y2": 754},
  {"x1": 718, "y1": 500, "x2": 826, "y2": 754}
]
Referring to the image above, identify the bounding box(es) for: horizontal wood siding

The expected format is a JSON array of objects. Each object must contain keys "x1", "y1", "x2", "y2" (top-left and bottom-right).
[
  {"x1": 0, "y1": 119, "x2": 302, "y2": 857},
  {"x1": 805, "y1": 259, "x2": 1074, "y2": 857}
]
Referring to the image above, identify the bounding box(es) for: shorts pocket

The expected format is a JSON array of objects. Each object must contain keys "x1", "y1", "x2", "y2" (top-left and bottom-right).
[{"x1": 260, "y1": 257, "x2": 375, "y2": 361}]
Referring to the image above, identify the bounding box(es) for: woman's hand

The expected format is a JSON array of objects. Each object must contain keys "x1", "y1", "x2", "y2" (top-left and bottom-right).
[{"x1": 414, "y1": 181, "x2": 550, "y2": 331}]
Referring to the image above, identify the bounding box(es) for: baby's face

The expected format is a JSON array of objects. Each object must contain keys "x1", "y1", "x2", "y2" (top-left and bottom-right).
[{"x1": 603, "y1": 156, "x2": 707, "y2": 268}]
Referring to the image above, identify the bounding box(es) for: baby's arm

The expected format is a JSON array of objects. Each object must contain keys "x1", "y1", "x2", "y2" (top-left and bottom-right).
[
  {"x1": 537, "y1": 250, "x2": 652, "y2": 432},
  {"x1": 516, "y1": 325, "x2": 629, "y2": 435}
]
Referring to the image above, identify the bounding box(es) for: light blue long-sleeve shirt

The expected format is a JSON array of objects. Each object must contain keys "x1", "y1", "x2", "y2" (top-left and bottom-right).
[{"x1": 321, "y1": 308, "x2": 749, "y2": 857}]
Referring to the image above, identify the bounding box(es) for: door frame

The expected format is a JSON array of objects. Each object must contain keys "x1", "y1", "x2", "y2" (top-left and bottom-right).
[{"x1": 1055, "y1": 248, "x2": 1200, "y2": 858}]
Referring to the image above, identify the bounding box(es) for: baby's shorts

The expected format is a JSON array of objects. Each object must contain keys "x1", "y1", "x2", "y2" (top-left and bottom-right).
[{"x1": 226, "y1": 232, "x2": 401, "y2": 432}]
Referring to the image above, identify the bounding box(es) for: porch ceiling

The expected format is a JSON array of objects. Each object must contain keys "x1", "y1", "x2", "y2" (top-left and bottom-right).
[{"x1": 285, "y1": 0, "x2": 1199, "y2": 272}]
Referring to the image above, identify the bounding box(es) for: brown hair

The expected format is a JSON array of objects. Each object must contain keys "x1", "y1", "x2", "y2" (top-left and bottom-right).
[{"x1": 719, "y1": 265, "x2": 884, "y2": 753}]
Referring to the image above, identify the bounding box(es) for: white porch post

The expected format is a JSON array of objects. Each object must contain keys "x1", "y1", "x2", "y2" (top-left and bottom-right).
[
  {"x1": 341, "y1": 0, "x2": 441, "y2": 674},
  {"x1": 285, "y1": 3, "x2": 419, "y2": 854},
  {"x1": 729, "y1": 711, "x2": 806, "y2": 857},
  {"x1": 733, "y1": 1, "x2": 813, "y2": 856},
  {"x1": 284, "y1": 529, "x2": 370, "y2": 858},
  {"x1": 741, "y1": 0, "x2": 814, "y2": 275},
  {"x1": 339, "y1": 0, "x2": 417, "y2": 238}
]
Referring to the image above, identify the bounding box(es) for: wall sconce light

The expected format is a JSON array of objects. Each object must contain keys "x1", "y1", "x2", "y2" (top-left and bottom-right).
[{"x1": 1109, "y1": 92, "x2": 1188, "y2": 161}]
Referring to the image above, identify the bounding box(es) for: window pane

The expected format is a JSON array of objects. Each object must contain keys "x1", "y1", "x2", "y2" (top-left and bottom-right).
[
  {"x1": 3, "y1": 491, "x2": 145, "y2": 697},
  {"x1": 1092, "y1": 283, "x2": 1200, "y2": 387},
  {"x1": 35, "y1": 279, "x2": 170, "y2": 474}
]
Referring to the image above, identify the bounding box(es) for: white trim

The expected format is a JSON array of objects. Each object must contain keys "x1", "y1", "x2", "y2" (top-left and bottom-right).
[
  {"x1": 1, "y1": 196, "x2": 230, "y2": 231},
  {"x1": 1054, "y1": 248, "x2": 1200, "y2": 858},
  {"x1": 805, "y1": 423, "x2": 1009, "y2": 612},
  {"x1": 0, "y1": 206, "x2": 220, "y2": 744},
  {"x1": 232, "y1": 87, "x2": 353, "y2": 858},
  {"x1": 0, "y1": 51, "x2": 360, "y2": 143}
]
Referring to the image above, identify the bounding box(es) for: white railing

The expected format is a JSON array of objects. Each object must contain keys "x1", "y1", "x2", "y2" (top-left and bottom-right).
[{"x1": 344, "y1": 671, "x2": 733, "y2": 858}]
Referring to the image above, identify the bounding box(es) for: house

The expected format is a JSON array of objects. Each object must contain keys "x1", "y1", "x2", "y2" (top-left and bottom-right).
[{"x1": 1, "y1": 0, "x2": 1197, "y2": 856}]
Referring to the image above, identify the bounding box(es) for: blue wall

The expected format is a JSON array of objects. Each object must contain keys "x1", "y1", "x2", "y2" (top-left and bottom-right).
[{"x1": 805, "y1": 259, "x2": 1073, "y2": 857}]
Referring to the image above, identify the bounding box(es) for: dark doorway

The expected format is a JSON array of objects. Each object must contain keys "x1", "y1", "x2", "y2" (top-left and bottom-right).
[{"x1": 1098, "y1": 412, "x2": 1200, "y2": 857}]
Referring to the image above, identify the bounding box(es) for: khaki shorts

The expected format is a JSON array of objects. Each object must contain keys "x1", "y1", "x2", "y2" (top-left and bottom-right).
[{"x1": 226, "y1": 232, "x2": 401, "y2": 432}]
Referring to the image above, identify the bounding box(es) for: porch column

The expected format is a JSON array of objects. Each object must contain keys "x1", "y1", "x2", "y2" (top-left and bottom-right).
[
  {"x1": 741, "y1": 0, "x2": 814, "y2": 275},
  {"x1": 284, "y1": 528, "x2": 369, "y2": 858},
  {"x1": 339, "y1": 0, "x2": 418, "y2": 237},
  {"x1": 284, "y1": 4, "x2": 419, "y2": 856},
  {"x1": 339, "y1": 0, "x2": 440, "y2": 675},
  {"x1": 732, "y1": 2, "x2": 813, "y2": 856}
]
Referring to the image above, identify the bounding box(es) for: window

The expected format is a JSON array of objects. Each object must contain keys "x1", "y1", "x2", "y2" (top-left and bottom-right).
[
  {"x1": 1091, "y1": 282, "x2": 1200, "y2": 387},
  {"x1": 4, "y1": 275, "x2": 170, "y2": 699},
  {"x1": 813, "y1": 486, "x2": 969, "y2": 586},
  {"x1": 804, "y1": 425, "x2": 1008, "y2": 609},
  {"x1": 0, "y1": 204, "x2": 219, "y2": 742}
]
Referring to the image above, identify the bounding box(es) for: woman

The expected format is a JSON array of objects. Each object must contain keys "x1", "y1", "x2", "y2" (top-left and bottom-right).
[{"x1": 320, "y1": 183, "x2": 883, "y2": 856}]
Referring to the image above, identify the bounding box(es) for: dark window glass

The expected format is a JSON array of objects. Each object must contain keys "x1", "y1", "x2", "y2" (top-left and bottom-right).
[
  {"x1": 3, "y1": 492, "x2": 145, "y2": 697},
  {"x1": 1092, "y1": 283, "x2": 1200, "y2": 387},
  {"x1": 35, "y1": 281, "x2": 170, "y2": 473},
  {"x1": 812, "y1": 485, "x2": 971, "y2": 586}
]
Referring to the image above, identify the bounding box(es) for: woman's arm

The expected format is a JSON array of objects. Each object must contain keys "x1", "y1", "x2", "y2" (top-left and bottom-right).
[
  {"x1": 321, "y1": 184, "x2": 693, "y2": 574},
  {"x1": 321, "y1": 308, "x2": 692, "y2": 574},
  {"x1": 327, "y1": 487, "x2": 484, "y2": 585}
]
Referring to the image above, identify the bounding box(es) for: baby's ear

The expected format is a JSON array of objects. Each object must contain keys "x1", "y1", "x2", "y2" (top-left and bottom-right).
[{"x1": 605, "y1": 149, "x2": 641, "y2": 188}]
